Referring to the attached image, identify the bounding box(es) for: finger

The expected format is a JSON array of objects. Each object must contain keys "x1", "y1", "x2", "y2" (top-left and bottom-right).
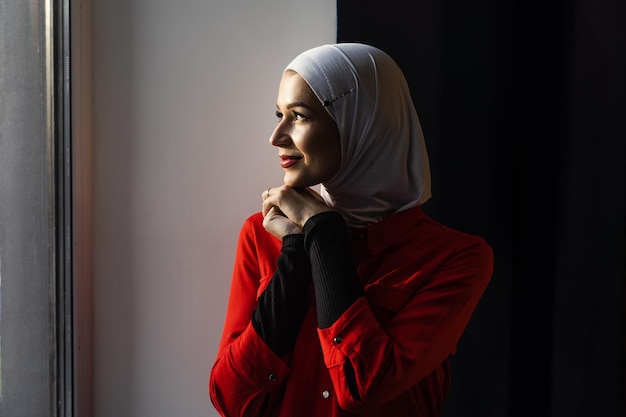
[
  {"x1": 262, "y1": 197, "x2": 278, "y2": 217},
  {"x1": 263, "y1": 205, "x2": 283, "y2": 221},
  {"x1": 262, "y1": 199, "x2": 272, "y2": 217}
]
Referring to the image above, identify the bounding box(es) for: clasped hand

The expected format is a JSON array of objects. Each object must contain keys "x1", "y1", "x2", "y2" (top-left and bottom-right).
[{"x1": 261, "y1": 185, "x2": 333, "y2": 240}]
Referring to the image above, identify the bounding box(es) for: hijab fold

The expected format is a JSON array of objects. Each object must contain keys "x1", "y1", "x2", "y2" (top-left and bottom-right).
[{"x1": 285, "y1": 43, "x2": 431, "y2": 228}]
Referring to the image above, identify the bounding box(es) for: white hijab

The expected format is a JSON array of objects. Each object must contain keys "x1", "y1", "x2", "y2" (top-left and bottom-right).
[{"x1": 285, "y1": 43, "x2": 431, "y2": 228}]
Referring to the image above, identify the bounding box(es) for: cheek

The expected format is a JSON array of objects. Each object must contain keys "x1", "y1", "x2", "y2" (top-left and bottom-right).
[
  {"x1": 296, "y1": 126, "x2": 341, "y2": 169},
  {"x1": 325, "y1": 127, "x2": 342, "y2": 163},
  {"x1": 329, "y1": 144, "x2": 342, "y2": 175},
  {"x1": 320, "y1": 131, "x2": 341, "y2": 174}
]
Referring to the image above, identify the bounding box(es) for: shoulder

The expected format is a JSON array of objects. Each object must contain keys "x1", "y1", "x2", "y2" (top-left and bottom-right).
[
  {"x1": 392, "y1": 206, "x2": 491, "y2": 252},
  {"x1": 237, "y1": 212, "x2": 282, "y2": 255},
  {"x1": 413, "y1": 209, "x2": 490, "y2": 249},
  {"x1": 240, "y1": 211, "x2": 265, "y2": 232},
  {"x1": 429, "y1": 218, "x2": 490, "y2": 247},
  {"x1": 416, "y1": 214, "x2": 494, "y2": 280},
  {"x1": 393, "y1": 207, "x2": 494, "y2": 274}
]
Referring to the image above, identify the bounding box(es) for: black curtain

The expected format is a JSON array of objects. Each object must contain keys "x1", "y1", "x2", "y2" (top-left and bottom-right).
[{"x1": 337, "y1": 1, "x2": 625, "y2": 416}]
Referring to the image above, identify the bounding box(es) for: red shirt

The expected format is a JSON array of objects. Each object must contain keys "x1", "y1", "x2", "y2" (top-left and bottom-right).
[{"x1": 209, "y1": 205, "x2": 493, "y2": 417}]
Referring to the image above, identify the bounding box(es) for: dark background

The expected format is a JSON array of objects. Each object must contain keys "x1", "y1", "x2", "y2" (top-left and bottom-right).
[{"x1": 337, "y1": 1, "x2": 625, "y2": 416}]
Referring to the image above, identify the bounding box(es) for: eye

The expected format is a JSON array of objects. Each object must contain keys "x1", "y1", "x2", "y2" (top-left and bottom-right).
[
  {"x1": 275, "y1": 109, "x2": 308, "y2": 122},
  {"x1": 293, "y1": 111, "x2": 307, "y2": 121}
]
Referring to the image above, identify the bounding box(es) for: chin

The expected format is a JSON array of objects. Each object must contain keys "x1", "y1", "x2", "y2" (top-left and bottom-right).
[{"x1": 283, "y1": 175, "x2": 315, "y2": 189}]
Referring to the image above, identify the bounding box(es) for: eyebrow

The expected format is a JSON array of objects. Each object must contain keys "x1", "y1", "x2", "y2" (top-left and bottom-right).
[{"x1": 284, "y1": 102, "x2": 317, "y2": 111}]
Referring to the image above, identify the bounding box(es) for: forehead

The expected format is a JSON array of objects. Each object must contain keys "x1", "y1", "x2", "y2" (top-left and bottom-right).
[{"x1": 277, "y1": 71, "x2": 320, "y2": 106}]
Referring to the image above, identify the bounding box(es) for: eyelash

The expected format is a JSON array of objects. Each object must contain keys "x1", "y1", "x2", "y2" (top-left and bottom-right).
[{"x1": 275, "y1": 110, "x2": 307, "y2": 121}]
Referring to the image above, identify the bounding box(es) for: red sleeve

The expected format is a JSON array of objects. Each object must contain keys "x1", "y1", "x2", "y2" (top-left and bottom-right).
[
  {"x1": 208, "y1": 214, "x2": 289, "y2": 417},
  {"x1": 317, "y1": 237, "x2": 494, "y2": 413}
]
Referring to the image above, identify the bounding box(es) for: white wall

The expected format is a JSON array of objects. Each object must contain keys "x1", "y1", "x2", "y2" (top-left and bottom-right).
[{"x1": 90, "y1": 1, "x2": 336, "y2": 416}]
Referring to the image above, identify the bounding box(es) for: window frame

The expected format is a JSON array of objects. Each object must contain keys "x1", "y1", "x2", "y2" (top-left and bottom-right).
[{"x1": 0, "y1": 0, "x2": 77, "y2": 415}]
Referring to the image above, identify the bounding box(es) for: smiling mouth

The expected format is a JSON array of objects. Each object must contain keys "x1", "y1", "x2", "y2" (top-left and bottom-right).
[{"x1": 280, "y1": 155, "x2": 302, "y2": 168}]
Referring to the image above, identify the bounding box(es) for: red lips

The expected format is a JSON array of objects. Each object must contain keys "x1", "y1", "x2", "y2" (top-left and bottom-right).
[{"x1": 280, "y1": 154, "x2": 302, "y2": 168}]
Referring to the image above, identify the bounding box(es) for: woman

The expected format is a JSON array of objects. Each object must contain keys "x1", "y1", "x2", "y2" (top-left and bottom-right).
[{"x1": 209, "y1": 43, "x2": 493, "y2": 417}]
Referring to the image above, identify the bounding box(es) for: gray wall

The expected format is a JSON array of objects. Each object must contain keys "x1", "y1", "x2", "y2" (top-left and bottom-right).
[{"x1": 89, "y1": 1, "x2": 336, "y2": 416}]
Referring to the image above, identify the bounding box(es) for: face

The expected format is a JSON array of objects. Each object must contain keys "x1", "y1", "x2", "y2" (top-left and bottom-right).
[{"x1": 270, "y1": 71, "x2": 341, "y2": 188}]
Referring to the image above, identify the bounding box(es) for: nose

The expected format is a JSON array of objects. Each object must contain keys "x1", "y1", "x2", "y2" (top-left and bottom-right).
[{"x1": 269, "y1": 120, "x2": 291, "y2": 147}]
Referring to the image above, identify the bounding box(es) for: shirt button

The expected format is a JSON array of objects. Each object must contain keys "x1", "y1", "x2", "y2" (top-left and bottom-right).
[
  {"x1": 333, "y1": 336, "x2": 344, "y2": 344},
  {"x1": 268, "y1": 373, "x2": 277, "y2": 381},
  {"x1": 322, "y1": 390, "x2": 330, "y2": 398}
]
